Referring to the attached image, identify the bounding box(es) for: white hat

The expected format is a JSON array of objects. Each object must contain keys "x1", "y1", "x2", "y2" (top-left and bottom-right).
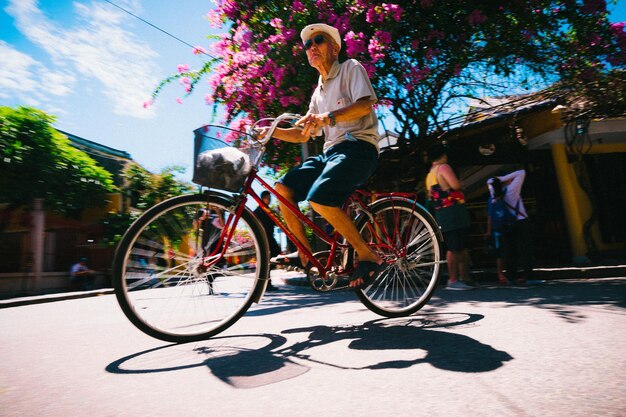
[{"x1": 300, "y1": 23, "x2": 341, "y2": 50}]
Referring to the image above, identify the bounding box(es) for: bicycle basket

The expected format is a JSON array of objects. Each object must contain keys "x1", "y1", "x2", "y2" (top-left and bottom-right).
[{"x1": 192, "y1": 125, "x2": 262, "y2": 192}]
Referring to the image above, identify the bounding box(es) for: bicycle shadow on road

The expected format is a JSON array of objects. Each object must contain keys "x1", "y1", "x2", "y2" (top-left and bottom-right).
[
  {"x1": 105, "y1": 332, "x2": 309, "y2": 389},
  {"x1": 280, "y1": 313, "x2": 511, "y2": 374},
  {"x1": 106, "y1": 312, "x2": 512, "y2": 389}
]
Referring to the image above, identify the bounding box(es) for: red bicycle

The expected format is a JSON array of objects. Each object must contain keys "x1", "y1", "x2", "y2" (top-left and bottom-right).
[{"x1": 112, "y1": 114, "x2": 444, "y2": 342}]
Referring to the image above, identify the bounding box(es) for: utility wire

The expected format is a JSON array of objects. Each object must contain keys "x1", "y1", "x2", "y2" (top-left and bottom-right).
[
  {"x1": 102, "y1": 1, "x2": 561, "y2": 137},
  {"x1": 102, "y1": 0, "x2": 217, "y2": 60}
]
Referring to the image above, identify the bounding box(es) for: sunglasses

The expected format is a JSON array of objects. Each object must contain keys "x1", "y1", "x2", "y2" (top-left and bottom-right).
[{"x1": 304, "y1": 34, "x2": 326, "y2": 51}]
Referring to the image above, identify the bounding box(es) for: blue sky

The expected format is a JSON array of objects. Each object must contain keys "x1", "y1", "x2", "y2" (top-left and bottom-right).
[
  {"x1": 1, "y1": 0, "x2": 625, "y2": 182},
  {"x1": 0, "y1": 0, "x2": 223, "y2": 180}
]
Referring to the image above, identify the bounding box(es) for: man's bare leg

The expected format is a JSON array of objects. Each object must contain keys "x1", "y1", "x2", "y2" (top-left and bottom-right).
[
  {"x1": 309, "y1": 201, "x2": 382, "y2": 288},
  {"x1": 274, "y1": 183, "x2": 312, "y2": 266}
]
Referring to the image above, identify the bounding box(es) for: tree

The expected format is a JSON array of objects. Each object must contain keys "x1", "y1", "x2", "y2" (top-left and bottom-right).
[
  {"x1": 0, "y1": 106, "x2": 115, "y2": 218},
  {"x1": 156, "y1": 0, "x2": 625, "y2": 169},
  {"x1": 99, "y1": 163, "x2": 194, "y2": 247},
  {"x1": 121, "y1": 163, "x2": 194, "y2": 210}
]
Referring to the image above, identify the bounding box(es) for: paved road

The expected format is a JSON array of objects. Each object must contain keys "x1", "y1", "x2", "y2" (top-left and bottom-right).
[{"x1": 1, "y1": 273, "x2": 625, "y2": 416}]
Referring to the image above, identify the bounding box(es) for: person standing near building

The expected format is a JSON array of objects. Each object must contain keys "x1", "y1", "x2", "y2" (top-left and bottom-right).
[
  {"x1": 425, "y1": 144, "x2": 473, "y2": 290},
  {"x1": 487, "y1": 169, "x2": 532, "y2": 284},
  {"x1": 485, "y1": 179, "x2": 509, "y2": 285}
]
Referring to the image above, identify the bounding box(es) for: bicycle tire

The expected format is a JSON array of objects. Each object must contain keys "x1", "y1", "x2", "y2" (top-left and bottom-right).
[
  {"x1": 112, "y1": 193, "x2": 269, "y2": 342},
  {"x1": 352, "y1": 198, "x2": 444, "y2": 317}
]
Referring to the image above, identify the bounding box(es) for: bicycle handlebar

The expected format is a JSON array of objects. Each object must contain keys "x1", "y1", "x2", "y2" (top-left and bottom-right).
[{"x1": 248, "y1": 113, "x2": 302, "y2": 146}]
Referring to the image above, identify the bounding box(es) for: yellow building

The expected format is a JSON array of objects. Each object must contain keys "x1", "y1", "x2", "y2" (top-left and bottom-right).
[{"x1": 441, "y1": 93, "x2": 626, "y2": 265}]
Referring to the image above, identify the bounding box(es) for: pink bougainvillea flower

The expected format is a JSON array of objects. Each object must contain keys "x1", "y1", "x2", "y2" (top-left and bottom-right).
[
  {"x1": 366, "y1": 5, "x2": 384, "y2": 23},
  {"x1": 383, "y1": 3, "x2": 403, "y2": 22},
  {"x1": 142, "y1": 100, "x2": 152, "y2": 109},
  {"x1": 177, "y1": 64, "x2": 190, "y2": 73},
  {"x1": 293, "y1": 0, "x2": 305, "y2": 13},
  {"x1": 345, "y1": 31, "x2": 367, "y2": 56},
  {"x1": 375, "y1": 30, "x2": 392, "y2": 45},
  {"x1": 368, "y1": 38, "x2": 386, "y2": 63},
  {"x1": 192, "y1": 46, "x2": 207, "y2": 55},
  {"x1": 206, "y1": 9, "x2": 223, "y2": 28},
  {"x1": 176, "y1": 98, "x2": 183, "y2": 104},
  {"x1": 609, "y1": 22, "x2": 626, "y2": 37}
]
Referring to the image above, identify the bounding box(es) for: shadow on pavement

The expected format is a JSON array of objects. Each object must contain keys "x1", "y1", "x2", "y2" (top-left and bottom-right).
[
  {"x1": 245, "y1": 285, "x2": 356, "y2": 317},
  {"x1": 431, "y1": 278, "x2": 626, "y2": 323},
  {"x1": 106, "y1": 312, "x2": 512, "y2": 388}
]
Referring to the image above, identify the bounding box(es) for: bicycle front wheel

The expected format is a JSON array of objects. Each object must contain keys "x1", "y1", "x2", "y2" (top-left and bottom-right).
[
  {"x1": 112, "y1": 193, "x2": 269, "y2": 342},
  {"x1": 354, "y1": 198, "x2": 443, "y2": 317}
]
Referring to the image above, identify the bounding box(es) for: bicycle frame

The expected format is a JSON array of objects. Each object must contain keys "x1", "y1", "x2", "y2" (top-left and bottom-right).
[
  {"x1": 202, "y1": 166, "x2": 424, "y2": 281},
  {"x1": 197, "y1": 112, "x2": 429, "y2": 281}
]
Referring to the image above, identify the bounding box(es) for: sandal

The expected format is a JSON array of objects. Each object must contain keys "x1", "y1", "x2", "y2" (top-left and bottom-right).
[
  {"x1": 270, "y1": 252, "x2": 310, "y2": 271},
  {"x1": 349, "y1": 261, "x2": 383, "y2": 290}
]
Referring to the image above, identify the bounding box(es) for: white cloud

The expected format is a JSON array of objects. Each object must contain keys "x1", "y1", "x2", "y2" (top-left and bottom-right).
[
  {"x1": 0, "y1": 40, "x2": 76, "y2": 105},
  {"x1": 6, "y1": 0, "x2": 160, "y2": 119},
  {"x1": 0, "y1": 41, "x2": 38, "y2": 99}
]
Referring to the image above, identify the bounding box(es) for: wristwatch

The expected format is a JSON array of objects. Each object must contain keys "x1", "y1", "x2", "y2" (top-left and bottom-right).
[{"x1": 327, "y1": 112, "x2": 337, "y2": 127}]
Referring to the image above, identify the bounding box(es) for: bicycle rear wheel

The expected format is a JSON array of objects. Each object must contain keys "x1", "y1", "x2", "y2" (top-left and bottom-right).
[
  {"x1": 353, "y1": 198, "x2": 443, "y2": 317},
  {"x1": 112, "y1": 193, "x2": 269, "y2": 342}
]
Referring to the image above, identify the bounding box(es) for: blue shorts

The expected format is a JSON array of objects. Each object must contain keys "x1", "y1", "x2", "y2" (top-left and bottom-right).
[{"x1": 279, "y1": 140, "x2": 378, "y2": 207}]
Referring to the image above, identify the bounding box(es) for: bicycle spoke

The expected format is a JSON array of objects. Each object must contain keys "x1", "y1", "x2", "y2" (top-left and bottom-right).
[
  {"x1": 113, "y1": 194, "x2": 268, "y2": 342},
  {"x1": 354, "y1": 198, "x2": 442, "y2": 316}
]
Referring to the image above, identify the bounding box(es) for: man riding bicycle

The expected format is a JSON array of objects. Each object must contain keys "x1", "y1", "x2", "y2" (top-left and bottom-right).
[{"x1": 261, "y1": 23, "x2": 383, "y2": 289}]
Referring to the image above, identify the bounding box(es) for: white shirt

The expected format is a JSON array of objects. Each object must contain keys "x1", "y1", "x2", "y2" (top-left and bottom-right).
[
  {"x1": 308, "y1": 59, "x2": 379, "y2": 153},
  {"x1": 487, "y1": 170, "x2": 528, "y2": 220}
]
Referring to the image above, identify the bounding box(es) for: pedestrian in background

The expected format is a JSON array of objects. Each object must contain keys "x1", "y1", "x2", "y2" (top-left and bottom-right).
[
  {"x1": 425, "y1": 144, "x2": 473, "y2": 290},
  {"x1": 487, "y1": 169, "x2": 532, "y2": 285},
  {"x1": 485, "y1": 179, "x2": 509, "y2": 285},
  {"x1": 69, "y1": 257, "x2": 94, "y2": 291}
]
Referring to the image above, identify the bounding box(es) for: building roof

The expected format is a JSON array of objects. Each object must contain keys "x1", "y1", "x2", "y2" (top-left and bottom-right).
[
  {"x1": 57, "y1": 130, "x2": 133, "y2": 187},
  {"x1": 58, "y1": 130, "x2": 132, "y2": 160},
  {"x1": 447, "y1": 93, "x2": 562, "y2": 137}
]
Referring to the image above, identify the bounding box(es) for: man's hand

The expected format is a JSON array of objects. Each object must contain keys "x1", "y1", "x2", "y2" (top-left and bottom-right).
[
  {"x1": 254, "y1": 126, "x2": 270, "y2": 141},
  {"x1": 295, "y1": 113, "x2": 328, "y2": 137}
]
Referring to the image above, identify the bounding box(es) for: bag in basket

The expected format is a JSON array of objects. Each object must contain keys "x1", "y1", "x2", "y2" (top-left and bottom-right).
[{"x1": 193, "y1": 147, "x2": 251, "y2": 192}]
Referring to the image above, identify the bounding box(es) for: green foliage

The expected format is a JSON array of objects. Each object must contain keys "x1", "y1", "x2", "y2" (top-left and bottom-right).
[
  {"x1": 100, "y1": 165, "x2": 193, "y2": 246},
  {"x1": 100, "y1": 211, "x2": 139, "y2": 247},
  {"x1": 121, "y1": 163, "x2": 194, "y2": 209},
  {"x1": 565, "y1": 69, "x2": 626, "y2": 117},
  {"x1": 0, "y1": 106, "x2": 115, "y2": 215}
]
